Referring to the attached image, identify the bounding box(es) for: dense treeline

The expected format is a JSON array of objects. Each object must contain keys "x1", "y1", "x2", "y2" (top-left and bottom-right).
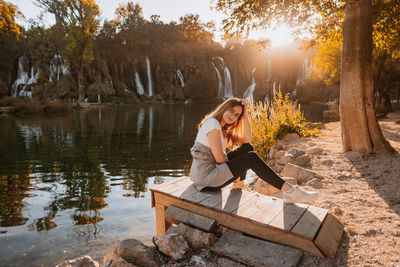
[{"x1": 0, "y1": 0, "x2": 399, "y2": 108}]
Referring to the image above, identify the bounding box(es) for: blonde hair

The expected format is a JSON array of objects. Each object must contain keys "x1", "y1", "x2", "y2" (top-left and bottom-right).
[{"x1": 198, "y1": 98, "x2": 245, "y2": 150}]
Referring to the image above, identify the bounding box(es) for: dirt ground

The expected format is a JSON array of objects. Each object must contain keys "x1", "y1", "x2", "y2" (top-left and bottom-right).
[{"x1": 298, "y1": 111, "x2": 400, "y2": 266}]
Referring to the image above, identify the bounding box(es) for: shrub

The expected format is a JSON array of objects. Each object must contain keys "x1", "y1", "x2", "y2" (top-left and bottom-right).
[
  {"x1": 43, "y1": 100, "x2": 71, "y2": 114},
  {"x1": 13, "y1": 99, "x2": 42, "y2": 115},
  {"x1": 247, "y1": 89, "x2": 320, "y2": 159}
]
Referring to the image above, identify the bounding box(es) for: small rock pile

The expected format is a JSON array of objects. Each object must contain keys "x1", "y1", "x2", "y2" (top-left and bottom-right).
[
  {"x1": 55, "y1": 223, "x2": 248, "y2": 267},
  {"x1": 253, "y1": 132, "x2": 326, "y2": 196}
]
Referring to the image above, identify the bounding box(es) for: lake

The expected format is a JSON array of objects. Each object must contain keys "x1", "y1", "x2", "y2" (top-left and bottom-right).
[{"x1": 0, "y1": 103, "x2": 325, "y2": 266}]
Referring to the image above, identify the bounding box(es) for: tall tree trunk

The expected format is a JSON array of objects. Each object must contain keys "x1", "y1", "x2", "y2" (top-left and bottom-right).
[{"x1": 340, "y1": 0, "x2": 394, "y2": 153}]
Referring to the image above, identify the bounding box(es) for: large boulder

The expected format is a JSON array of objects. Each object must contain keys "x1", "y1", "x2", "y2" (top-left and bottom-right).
[
  {"x1": 103, "y1": 239, "x2": 157, "y2": 267},
  {"x1": 56, "y1": 255, "x2": 99, "y2": 267},
  {"x1": 153, "y1": 233, "x2": 189, "y2": 261},
  {"x1": 281, "y1": 163, "x2": 323, "y2": 184},
  {"x1": 166, "y1": 223, "x2": 218, "y2": 248}
]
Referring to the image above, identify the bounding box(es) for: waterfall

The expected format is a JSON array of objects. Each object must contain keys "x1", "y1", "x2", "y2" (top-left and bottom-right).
[
  {"x1": 134, "y1": 72, "x2": 145, "y2": 95},
  {"x1": 175, "y1": 69, "x2": 184, "y2": 87},
  {"x1": 243, "y1": 69, "x2": 256, "y2": 100},
  {"x1": 218, "y1": 57, "x2": 233, "y2": 98},
  {"x1": 212, "y1": 61, "x2": 223, "y2": 99},
  {"x1": 267, "y1": 58, "x2": 271, "y2": 82},
  {"x1": 296, "y1": 58, "x2": 309, "y2": 85},
  {"x1": 108, "y1": 75, "x2": 114, "y2": 89},
  {"x1": 146, "y1": 57, "x2": 153, "y2": 96},
  {"x1": 49, "y1": 55, "x2": 65, "y2": 82},
  {"x1": 11, "y1": 56, "x2": 37, "y2": 98}
]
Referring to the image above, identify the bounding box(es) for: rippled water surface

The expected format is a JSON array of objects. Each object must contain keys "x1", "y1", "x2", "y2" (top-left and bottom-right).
[{"x1": 0, "y1": 104, "x2": 215, "y2": 266}]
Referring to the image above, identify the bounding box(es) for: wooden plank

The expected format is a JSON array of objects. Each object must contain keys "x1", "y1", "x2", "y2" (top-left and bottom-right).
[
  {"x1": 221, "y1": 190, "x2": 257, "y2": 213},
  {"x1": 164, "y1": 206, "x2": 217, "y2": 232},
  {"x1": 314, "y1": 213, "x2": 344, "y2": 259},
  {"x1": 169, "y1": 182, "x2": 198, "y2": 198},
  {"x1": 156, "y1": 177, "x2": 193, "y2": 195},
  {"x1": 211, "y1": 230, "x2": 303, "y2": 267},
  {"x1": 234, "y1": 193, "x2": 273, "y2": 218},
  {"x1": 153, "y1": 192, "x2": 323, "y2": 256},
  {"x1": 291, "y1": 205, "x2": 328, "y2": 240},
  {"x1": 151, "y1": 176, "x2": 186, "y2": 191},
  {"x1": 268, "y1": 203, "x2": 308, "y2": 231},
  {"x1": 183, "y1": 190, "x2": 219, "y2": 204},
  {"x1": 199, "y1": 188, "x2": 241, "y2": 209},
  {"x1": 155, "y1": 203, "x2": 171, "y2": 236},
  {"x1": 250, "y1": 197, "x2": 285, "y2": 225}
]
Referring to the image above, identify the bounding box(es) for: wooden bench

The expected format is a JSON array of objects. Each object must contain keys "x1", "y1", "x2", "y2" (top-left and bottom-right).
[{"x1": 150, "y1": 177, "x2": 344, "y2": 259}]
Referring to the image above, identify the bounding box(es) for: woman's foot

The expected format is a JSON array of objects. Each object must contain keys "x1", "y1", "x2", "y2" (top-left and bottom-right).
[{"x1": 283, "y1": 185, "x2": 319, "y2": 204}]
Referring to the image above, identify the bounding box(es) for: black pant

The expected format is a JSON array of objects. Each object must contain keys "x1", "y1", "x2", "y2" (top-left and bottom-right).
[{"x1": 203, "y1": 143, "x2": 285, "y2": 191}]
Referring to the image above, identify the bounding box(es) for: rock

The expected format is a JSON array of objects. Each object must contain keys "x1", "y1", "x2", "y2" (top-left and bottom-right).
[
  {"x1": 274, "y1": 150, "x2": 286, "y2": 159},
  {"x1": 211, "y1": 229, "x2": 303, "y2": 267},
  {"x1": 322, "y1": 159, "x2": 334, "y2": 166},
  {"x1": 281, "y1": 163, "x2": 323, "y2": 184},
  {"x1": 274, "y1": 140, "x2": 284, "y2": 150},
  {"x1": 103, "y1": 258, "x2": 137, "y2": 267},
  {"x1": 305, "y1": 178, "x2": 323, "y2": 189},
  {"x1": 104, "y1": 239, "x2": 157, "y2": 267},
  {"x1": 267, "y1": 159, "x2": 276, "y2": 167},
  {"x1": 190, "y1": 255, "x2": 206, "y2": 267},
  {"x1": 166, "y1": 223, "x2": 218, "y2": 248},
  {"x1": 276, "y1": 156, "x2": 289, "y2": 165},
  {"x1": 216, "y1": 257, "x2": 248, "y2": 267},
  {"x1": 293, "y1": 154, "x2": 311, "y2": 167},
  {"x1": 282, "y1": 133, "x2": 300, "y2": 142},
  {"x1": 56, "y1": 255, "x2": 99, "y2": 267},
  {"x1": 269, "y1": 147, "x2": 278, "y2": 159},
  {"x1": 274, "y1": 163, "x2": 284, "y2": 173},
  {"x1": 254, "y1": 177, "x2": 297, "y2": 196},
  {"x1": 334, "y1": 208, "x2": 343, "y2": 216},
  {"x1": 305, "y1": 146, "x2": 323, "y2": 154},
  {"x1": 286, "y1": 148, "x2": 306, "y2": 158},
  {"x1": 153, "y1": 233, "x2": 189, "y2": 261},
  {"x1": 164, "y1": 206, "x2": 216, "y2": 232}
]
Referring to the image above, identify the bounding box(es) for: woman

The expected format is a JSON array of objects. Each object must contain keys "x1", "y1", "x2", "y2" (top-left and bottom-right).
[{"x1": 189, "y1": 97, "x2": 318, "y2": 204}]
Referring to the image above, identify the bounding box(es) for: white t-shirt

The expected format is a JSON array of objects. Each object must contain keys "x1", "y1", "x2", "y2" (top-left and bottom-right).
[{"x1": 195, "y1": 118, "x2": 226, "y2": 150}]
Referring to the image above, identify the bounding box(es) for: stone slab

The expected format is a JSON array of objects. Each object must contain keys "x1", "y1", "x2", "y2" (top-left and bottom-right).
[
  {"x1": 211, "y1": 231, "x2": 303, "y2": 267},
  {"x1": 165, "y1": 205, "x2": 217, "y2": 232}
]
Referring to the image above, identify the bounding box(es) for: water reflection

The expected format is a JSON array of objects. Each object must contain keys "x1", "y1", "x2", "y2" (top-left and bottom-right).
[{"x1": 0, "y1": 104, "x2": 211, "y2": 266}]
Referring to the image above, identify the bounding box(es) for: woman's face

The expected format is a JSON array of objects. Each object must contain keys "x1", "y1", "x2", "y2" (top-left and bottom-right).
[{"x1": 222, "y1": 105, "x2": 243, "y2": 125}]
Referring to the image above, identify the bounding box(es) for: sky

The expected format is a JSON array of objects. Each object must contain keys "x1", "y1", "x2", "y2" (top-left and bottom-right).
[{"x1": 12, "y1": 0, "x2": 296, "y2": 47}]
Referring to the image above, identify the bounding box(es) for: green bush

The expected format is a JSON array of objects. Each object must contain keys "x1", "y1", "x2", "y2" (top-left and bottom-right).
[{"x1": 248, "y1": 89, "x2": 320, "y2": 160}]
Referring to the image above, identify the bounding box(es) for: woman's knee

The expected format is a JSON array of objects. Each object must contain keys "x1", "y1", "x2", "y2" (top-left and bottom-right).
[{"x1": 242, "y1": 143, "x2": 254, "y2": 151}]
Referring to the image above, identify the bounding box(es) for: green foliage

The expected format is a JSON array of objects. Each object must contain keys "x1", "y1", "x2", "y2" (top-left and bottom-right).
[{"x1": 247, "y1": 90, "x2": 319, "y2": 159}]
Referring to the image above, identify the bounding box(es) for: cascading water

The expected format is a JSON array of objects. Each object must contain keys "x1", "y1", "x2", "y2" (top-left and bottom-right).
[
  {"x1": 108, "y1": 75, "x2": 114, "y2": 89},
  {"x1": 11, "y1": 56, "x2": 37, "y2": 98},
  {"x1": 49, "y1": 55, "x2": 68, "y2": 82},
  {"x1": 134, "y1": 72, "x2": 145, "y2": 95},
  {"x1": 212, "y1": 61, "x2": 223, "y2": 99},
  {"x1": 243, "y1": 68, "x2": 256, "y2": 100},
  {"x1": 296, "y1": 58, "x2": 309, "y2": 85},
  {"x1": 146, "y1": 57, "x2": 153, "y2": 97},
  {"x1": 218, "y1": 57, "x2": 233, "y2": 98},
  {"x1": 175, "y1": 69, "x2": 184, "y2": 87}
]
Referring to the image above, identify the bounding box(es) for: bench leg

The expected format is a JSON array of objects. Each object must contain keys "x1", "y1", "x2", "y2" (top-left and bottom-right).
[{"x1": 155, "y1": 203, "x2": 171, "y2": 236}]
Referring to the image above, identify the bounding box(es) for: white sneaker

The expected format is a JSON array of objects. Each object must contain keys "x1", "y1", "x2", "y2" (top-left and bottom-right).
[{"x1": 283, "y1": 185, "x2": 319, "y2": 204}]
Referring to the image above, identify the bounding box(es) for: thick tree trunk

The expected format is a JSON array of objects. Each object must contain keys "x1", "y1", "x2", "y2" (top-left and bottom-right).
[
  {"x1": 340, "y1": 0, "x2": 394, "y2": 153},
  {"x1": 77, "y1": 64, "x2": 84, "y2": 103}
]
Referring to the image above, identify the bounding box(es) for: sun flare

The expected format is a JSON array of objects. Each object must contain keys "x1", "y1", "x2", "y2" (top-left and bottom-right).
[{"x1": 249, "y1": 24, "x2": 296, "y2": 48}]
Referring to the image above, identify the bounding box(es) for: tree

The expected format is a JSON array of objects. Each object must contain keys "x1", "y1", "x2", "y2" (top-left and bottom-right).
[
  {"x1": 36, "y1": 0, "x2": 100, "y2": 102},
  {"x1": 0, "y1": 0, "x2": 23, "y2": 89},
  {"x1": 215, "y1": 0, "x2": 394, "y2": 153}
]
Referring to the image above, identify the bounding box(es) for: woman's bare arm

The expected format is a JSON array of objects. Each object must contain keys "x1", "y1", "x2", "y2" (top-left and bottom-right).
[{"x1": 207, "y1": 129, "x2": 228, "y2": 163}]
